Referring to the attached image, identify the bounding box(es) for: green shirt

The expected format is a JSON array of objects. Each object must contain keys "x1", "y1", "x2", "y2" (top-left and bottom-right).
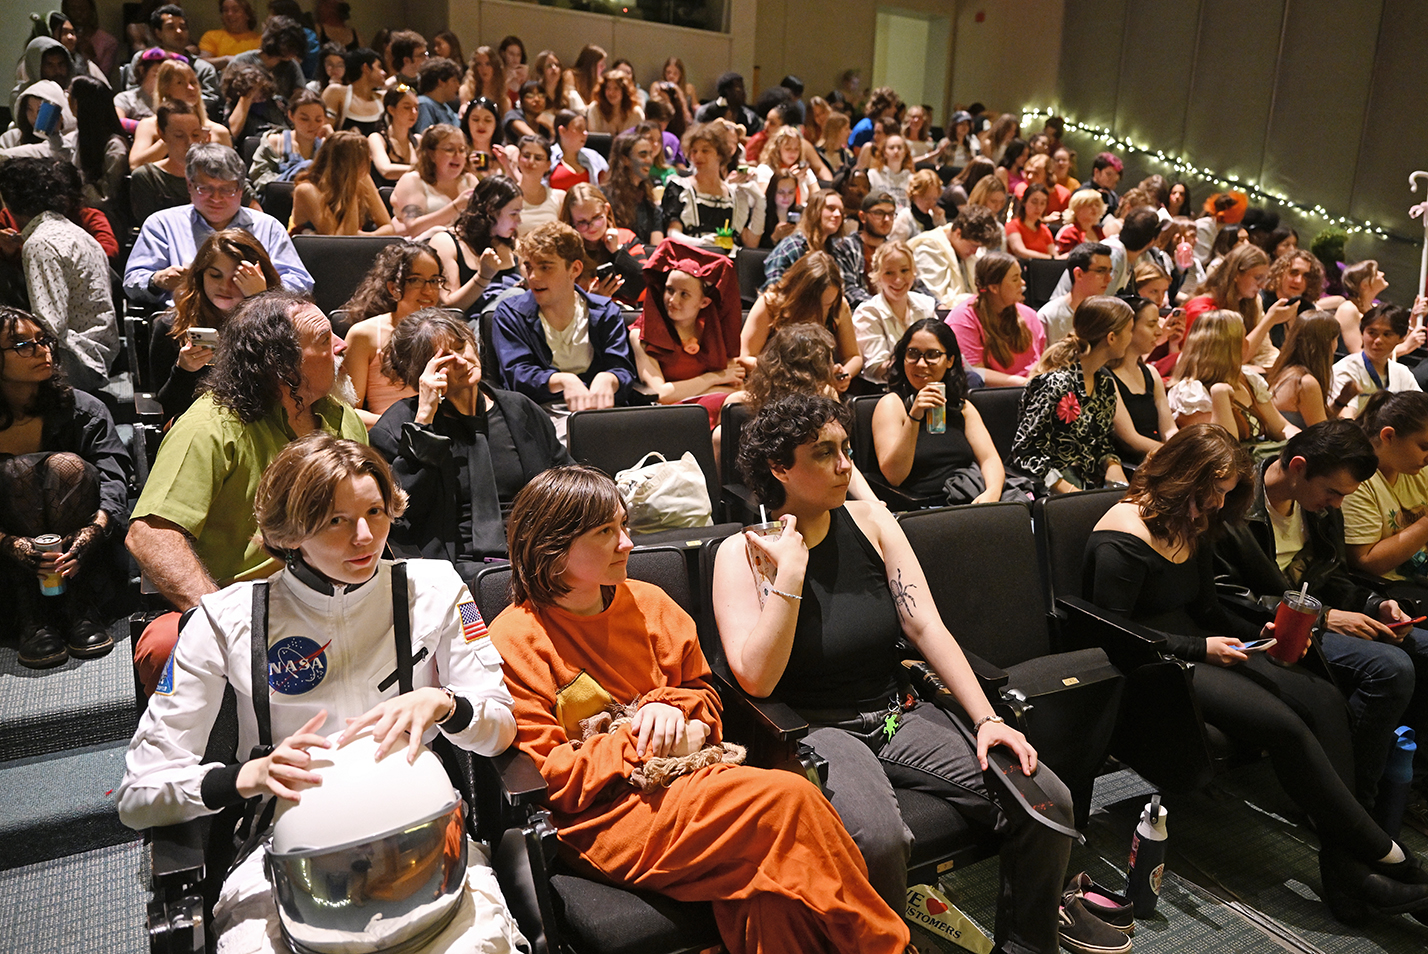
[{"x1": 132, "y1": 393, "x2": 368, "y2": 585}]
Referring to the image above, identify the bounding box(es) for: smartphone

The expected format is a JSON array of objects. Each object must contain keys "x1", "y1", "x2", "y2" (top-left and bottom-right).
[
  {"x1": 1390, "y1": 615, "x2": 1427, "y2": 630},
  {"x1": 188, "y1": 327, "x2": 220, "y2": 346},
  {"x1": 34, "y1": 101, "x2": 61, "y2": 135},
  {"x1": 1237, "y1": 638, "x2": 1277, "y2": 653},
  {"x1": 786, "y1": 209, "x2": 802, "y2": 224}
]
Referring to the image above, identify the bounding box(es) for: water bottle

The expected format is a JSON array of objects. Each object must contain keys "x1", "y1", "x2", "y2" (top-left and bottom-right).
[
  {"x1": 1374, "y1": 727, "x2": 1416, "y2": 839},
  {"x1": 926, "y1": 382, "x2": 946, "y2": 434},
  {"x1": 1125, "y1": 796, "x2": 1168, "y2": 918}
]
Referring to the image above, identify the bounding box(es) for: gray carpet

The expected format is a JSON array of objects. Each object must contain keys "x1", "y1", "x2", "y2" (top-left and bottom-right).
[
  {"x1": 918, "y1": 766, "x2": 1428, "y2": 954},
  {"x1": 0, "y1": 623, "x2": 137, "y2": 762},
  {"x1": 0, "y1": 741, "x2": 139, "y2": 869},
  {"x1": 0, "y1": 840, "x2": 147, "y2": 953}
]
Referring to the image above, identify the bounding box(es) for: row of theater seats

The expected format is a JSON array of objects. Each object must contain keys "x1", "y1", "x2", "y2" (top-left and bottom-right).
[{"x1": 144, "y1": 481, "x2": 1252, "y2": 953}]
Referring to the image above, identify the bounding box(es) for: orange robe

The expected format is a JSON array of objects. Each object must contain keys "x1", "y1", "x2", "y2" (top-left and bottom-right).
[{"x1": 489, "y1": 580, "x2": 910, "y2": 954}]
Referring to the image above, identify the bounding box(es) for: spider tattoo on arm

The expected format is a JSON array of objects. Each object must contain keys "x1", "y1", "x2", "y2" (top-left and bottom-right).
[{"x1": 890, "y1": 568, "x2": 917, "y2": 618}]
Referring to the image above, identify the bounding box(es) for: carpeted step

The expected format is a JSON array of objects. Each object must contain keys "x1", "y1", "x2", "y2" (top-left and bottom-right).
[
  {"x1": 0, "y1": 622, "x2": 137, "y2": 762},
  {"x1": 0, "y1": 741, "x2": 137, "y2": 869},
  {"x1": 0, "y1": 840, "x2": 147, "y2": 953}
]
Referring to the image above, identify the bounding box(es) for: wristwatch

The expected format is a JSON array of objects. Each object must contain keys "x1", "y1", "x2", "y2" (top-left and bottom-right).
[{"x1": 973, "y1": 714, "x2": 1005, "y2": 731}]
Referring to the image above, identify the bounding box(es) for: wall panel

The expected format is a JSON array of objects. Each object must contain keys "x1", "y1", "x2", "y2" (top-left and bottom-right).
[
  {"x1": 1056, "y1": 0, "x2": 1127, "y2": 128},
  {"x1": 1181, "y1": 0, "x2": 1284, "y2": 184},
  {"x1": 1114, "y1": 0, "x2": 1200, "y2": 157}
]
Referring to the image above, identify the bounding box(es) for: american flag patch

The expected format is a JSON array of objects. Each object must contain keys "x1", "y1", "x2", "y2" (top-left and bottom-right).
[{"x1": 459, "y1": 600, "x2": 488, "y2": 643}]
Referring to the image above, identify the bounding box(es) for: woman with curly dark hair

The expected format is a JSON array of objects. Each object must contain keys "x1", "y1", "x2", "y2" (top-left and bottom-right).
[
  {"x1": 712, "y1": 392, "x2": 1073, "y2": 939},
  {"x1": 427, "y1": 174, "x2": 524, "y2": 314},
  {"x1": 0, "y1": 306, "x2": 130, "y2": 667},
  {"x1": 150, "y1": 228, "x2": 280, "y2": 420},
  {"x1": 585, "y1": 67, "x2": 642, "y2": 134},
  {"x1": 341, "y1": 242, "x2": 444, "y2": 425}
]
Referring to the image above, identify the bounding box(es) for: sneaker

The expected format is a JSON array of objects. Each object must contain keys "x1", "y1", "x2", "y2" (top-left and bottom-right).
[
  {"x1": 1059, "y1": 888, "x2": 1132, "y2": 954},
  {"x1": 1067, "y1": 872, "x2": 1135, "y2": 935}
]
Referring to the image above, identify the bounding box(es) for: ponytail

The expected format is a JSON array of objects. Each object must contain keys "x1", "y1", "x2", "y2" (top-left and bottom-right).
[
  {"x1": 1359, "y1": 389, "x2": 1428, "y2": 444},
  {"x1": 1030, "y1": 295, "x2": 1133, "y2": 377},
  {"x1": 1031, "y1": 334, "x2": 1089, "y2": 376}
]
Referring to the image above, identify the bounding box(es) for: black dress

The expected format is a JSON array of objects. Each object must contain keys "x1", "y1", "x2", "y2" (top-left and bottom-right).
[
  {"x1": 899, "y1": 400, "x2": 977, "y2": 499},
  {"x1": 1111, "y1": 363, "x2": 1161, "y2": 462}
]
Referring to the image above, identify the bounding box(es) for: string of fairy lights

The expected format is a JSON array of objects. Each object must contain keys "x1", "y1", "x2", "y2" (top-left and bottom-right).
[{"x1": 1019, "y1": 107, "x2": 1402, "y2": 242}]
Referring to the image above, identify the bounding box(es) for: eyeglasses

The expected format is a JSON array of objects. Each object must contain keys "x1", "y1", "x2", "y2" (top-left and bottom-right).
[
  {"x1": 906, "y1": 348, "x2": 946, "y2": 364},
  {"x1": 572, "y1": 212, "x2": 607, "y2": 231},
  {"x1": 403, "y1": 275, "x2": 449, "y2": 290},
  {"x1": 435, "y1": 144, "x2": 466, "y2": 156},
  {"x1": 864, "y1": 208, "x2": 895, "y2": 219},
  {"x1": 4, "y1": 334, "x2": 57, "y2": 356},
  {"x1": 191, "y1": 183, "x2": 241, "y2": 199}
]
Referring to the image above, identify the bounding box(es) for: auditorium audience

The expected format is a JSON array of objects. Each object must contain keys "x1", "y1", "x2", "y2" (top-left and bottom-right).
[
  {"x1": 219, "y1": 63, "x2": 284, "y2": 146},
  {"x1": 199, "y1": 0, "x2": 261, "y2": 70},
  {"x1": 149, "y1": 229, "x2": 280, "y2": 421},
  {"x1": 872, "y1": 318, "x2": 1002, "y2": 503},
  {"x1": 367, "y1": 84, "x2": 420, "y2": 188},
  {"x1": 602, "y1": 132, "x2": 662, "y2": 245},
  {"x1": 460, "y1": 45, "x2": 506, "y2": 110},
  {"x1": 558, "y1": 183, "x2": 644, "y2": 306},
  {"x1": 322, "y1": 47, "x2": 387, "y2": 134},
  {"x1": 662, "y1": 122, "x2": 762, "y2": 248},
  {"x1": 0, "y1": 306, "x2": 129, "y2": 667},
  {"x1": 1167, "y1": 310, "x2": 1296, "y2": 443},
  {"x1": 836, "y1": 191, "x2": 898, "y2": 309},
  {"x1": 1335, "y1": 259, "x2": 1392, "y2": 354},
  {"x1": 131, "y1": 101, "x2": 258, "y2": 225},
  {"x1": 548, "y1": 110, "x2": 606, "y2": 190},
  {"x1": 460, "y1": 96, "x2": 516, "y2": 180},
  {"x1": 1054, "y1": 188, "x2": 1106, "y2": 254},
  {"x1": 125, "y1": 144, "x2": 311, "y2": 304},
  {"x1": 64, "y1": 76, "x2": 127, "y2": 221},
  {"x1": 1177, "y1": 243, "x2": 1296, "y2": 374},
  {"x1": 1088, "y1": 424, "x2": 1428, "y2": 922},
  {"x1": 946, "y1": 250, "x2": 1046, "y2": 387},
  {"x1": 128, "y1": 59, "x2": 231, "y2": 170},
  {"x1": 289, "y1": 130, "x2": 394, "y2": 235},
  {"x1": 414, "y1": 56, "x2": 462, "y2": 133},
  {"x1": 228, "y1": 16, "x2": 309, "y2": 102},
  {"x1": 247, "y1": 89, "x2": 328, "y2": 192},
  {"x1": 585, "y1": 68, "x2": 642, "y2": 134},
  {"x1": 370, "y1": 310, "x2": 570, "y2": 573},
  {"x1": 1038, "y1": 241, "x2": 1112, "y2": 345},
  {"x1": 138, "y1": 5, "x2": 221, "y2": 110},
  {"x1": 0, "y1": 159, "x2": 115, "y2": 394},
  {"x1": 888, "y1": 169, "x2": 945, "y2": 244},
  {"x1": 762, "y1": 189, "x2": 853, "y2": 290},
  {"x1": 128, "y1": 290, "x2": 365, "y2": 695}
]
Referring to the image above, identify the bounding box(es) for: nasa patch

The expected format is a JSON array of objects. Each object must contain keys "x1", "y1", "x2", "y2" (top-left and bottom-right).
[{"x1": 267, "y1": 635, "x2": 331, "y2": 695}]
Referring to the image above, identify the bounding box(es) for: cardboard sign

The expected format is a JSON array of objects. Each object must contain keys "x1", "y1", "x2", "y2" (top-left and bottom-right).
[{"x1": 905, "y1": 884, "x2": 993, "y2": 953}]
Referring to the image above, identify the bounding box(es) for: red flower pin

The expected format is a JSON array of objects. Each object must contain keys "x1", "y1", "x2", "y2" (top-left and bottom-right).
[{"x1": 1056, "y1": 392, "x2": 1082, "y2": 424}]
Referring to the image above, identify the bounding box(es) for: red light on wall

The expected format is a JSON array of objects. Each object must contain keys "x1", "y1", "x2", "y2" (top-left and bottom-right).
[{"x1": 975, "y1": 10, "x2": 985, "y2": 22}]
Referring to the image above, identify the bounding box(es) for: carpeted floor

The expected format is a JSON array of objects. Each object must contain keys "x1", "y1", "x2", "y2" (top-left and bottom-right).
[{"x1": 916, "y1": 764, "x2": 1428, "y2": 954}]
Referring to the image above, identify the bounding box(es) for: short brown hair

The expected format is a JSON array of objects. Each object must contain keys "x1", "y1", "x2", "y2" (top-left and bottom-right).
[
  {"x1": 950, "y1": 203, "x2": 1000, "y2": 247},
  {"x1": 381, "y1": 309, "x2": 477, "y2": 389},
  {"x1": 681, "y1": 122, "x2": 733, "y2": 165},
  {"x1": 255, "y1": 434, "x2": 408, "y2": 557},
  {"x1": 516, "y1": 220, "x2": 584, "y2": 267},
  {"x1": 506, "y1": 465, "x2": 626, "y2": 607},
  {"x1": 1123, "y1": 423, "x2": 1255, "y2": 552}
]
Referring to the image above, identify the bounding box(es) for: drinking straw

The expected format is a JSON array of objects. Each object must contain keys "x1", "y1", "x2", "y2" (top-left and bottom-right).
[{"x1": 760, "y1": 504, "x2": 768, "y2": 523}]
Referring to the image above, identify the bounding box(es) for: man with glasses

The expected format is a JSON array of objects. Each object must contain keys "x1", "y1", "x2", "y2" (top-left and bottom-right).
[
  {"x1": 1037, "y1": 241, "x2": 1113, "y2": 345},
  {"x1": 124, "y1": 144, "x2": 311, "y2": 305},
  {"x1": 834, "y1": 191, "x2": 897, "y2": 310},
  {"x1": 0, "y1": 158, "x2": 116, "y2": 394}
]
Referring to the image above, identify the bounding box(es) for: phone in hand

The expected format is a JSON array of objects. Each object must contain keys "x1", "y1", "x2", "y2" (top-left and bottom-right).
[
  {"x1": 1236, "y1": 638, "x2": 1277, "y2": 653},
  {"x1": 595, "y1": 261, "x2": 617, "y2": 280},
  {"x1": 1389, "y1": 615, "x2": 1427, "y2": 630},
  {"x1": 34, "y1": 102, "x2": 61, "y2": 135},
  {"x1": 188, "y1": 327, "x2": 220, "y2": 346},
  {"x1": 786, "y1": 209, "x2": 802, "y2": 224}
]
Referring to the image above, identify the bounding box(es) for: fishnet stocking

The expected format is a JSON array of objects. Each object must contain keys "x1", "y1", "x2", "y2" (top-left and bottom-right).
[{"x1": 0, "y1": 452, "x2": 100, "y2": 537}]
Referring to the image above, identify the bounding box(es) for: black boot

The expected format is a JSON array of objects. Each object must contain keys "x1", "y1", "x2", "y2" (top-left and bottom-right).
[
  {"x1": 61, "y1": 587, "x2": 113, "y2": 659},
  {"x1": 1320, "y1": 846, "x2": 1428, "y2": 923},
  {"x1": 16, "y1": 585, "x2": 66, "y2": 669}
]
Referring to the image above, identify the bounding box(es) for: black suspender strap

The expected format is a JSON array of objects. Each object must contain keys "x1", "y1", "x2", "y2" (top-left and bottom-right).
[
  {"x1": 250, "y1": 581, "x2": 273, "y2": 759},
  {"x1": 392, "y1": 561, "x2": 413, "y2": 694}
]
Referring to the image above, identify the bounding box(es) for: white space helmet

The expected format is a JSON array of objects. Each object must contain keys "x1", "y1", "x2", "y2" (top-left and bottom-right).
[{"x1": 265, "y1": 729, "x2": 467, "y2": 954}]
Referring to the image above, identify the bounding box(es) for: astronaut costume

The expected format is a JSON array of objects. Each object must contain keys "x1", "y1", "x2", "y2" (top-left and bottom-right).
[{"x1": 118, "y1": 558, "x2": 526, "y2": 953}]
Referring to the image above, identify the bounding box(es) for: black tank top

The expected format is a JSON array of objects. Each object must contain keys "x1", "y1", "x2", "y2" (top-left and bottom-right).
[
  {"x1": 775, "y1": 507, "x2": 901, "y2": 711},
  {"x1": 1112, "y1": 363, "x2": 1161, "y2": 457},
  {"x1": 904, "y1": 399, "x2": 976, "y2": 498}
]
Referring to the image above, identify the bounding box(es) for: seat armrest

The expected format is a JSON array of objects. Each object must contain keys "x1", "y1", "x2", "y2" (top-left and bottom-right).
[
  {"x1": 710, "y1": 670, "x2": 808, "y2": 741},
  {"x1": 721, "y1": 484, "x2": 761, "y2": 526},
  {"x1": 1055, "y1": 596, "x2": 1167, "y2": 670},
  {"x1": 488, "y1": 747, "x2": 548, "y2": 806},
  {"x1": 150, "y1": 820, "x2": 206, "y2": 885},
  {"x1": 962, "y1": 649, "x2": 1010, "y2": 690},
  {"x1": 134, "y1": 393, "x2": 164, "y2": 425}
]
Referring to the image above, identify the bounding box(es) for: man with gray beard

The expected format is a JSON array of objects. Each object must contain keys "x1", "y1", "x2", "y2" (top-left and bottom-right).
[{"x1": 127, "y1": 290, "x2": 368, "y2": 694}]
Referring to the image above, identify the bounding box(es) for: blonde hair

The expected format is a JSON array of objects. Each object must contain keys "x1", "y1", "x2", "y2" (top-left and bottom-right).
[
  {"x1": 1201, "y1": 243, "x2": 1268, "y2": 331},
  {"x1": 870, "y1": 240, "x2": 914, "y2": 290},
  {"x1": 1172, "y1": 309, "x2": 1245, "y2": 387},
  {"x1": 1022, "y1": 153, "x2": 1050, "y2": 185},
  {"x1": 908, "y1": 168, "x2": 940, "y2": 199},
  {"x1": 872, "y1": 134, "x2": 913, "y2": 173},
  {"x1": 967, "y1": 175, "x2": 1006, "y2": 212},
  {"x1": 1067, "y1": 189, "x2": 1106, "y2": 218},
  {"x1": 156, "y1": 59, "x2": 208, "y2": 125},
  {"x1": 762, "y1": 125, "x2": 805, "y2": 171}
]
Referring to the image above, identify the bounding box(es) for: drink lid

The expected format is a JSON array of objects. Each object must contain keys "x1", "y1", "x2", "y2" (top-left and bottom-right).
[{"x1": 34, "y1": 534, "x2": 62, "y2": 547}]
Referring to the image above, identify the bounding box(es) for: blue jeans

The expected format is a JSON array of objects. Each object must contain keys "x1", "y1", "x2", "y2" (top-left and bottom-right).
[
  {"x1": 800, "y1": 702, "x2": 1074, "y2": 954},
  {"x1": 1319, "y1": 628, "x2": 1428, "y2": 807}
]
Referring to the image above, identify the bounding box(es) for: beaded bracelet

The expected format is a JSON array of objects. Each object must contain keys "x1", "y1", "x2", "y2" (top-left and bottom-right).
[{"x1": 770, "y1": 587, "x2": 802, "y2": 602}]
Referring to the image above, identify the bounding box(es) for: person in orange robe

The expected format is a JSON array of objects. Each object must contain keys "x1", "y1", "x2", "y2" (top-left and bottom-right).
[{"x1": 488, "y1": 464, "x2": 911, "y2": 954}]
